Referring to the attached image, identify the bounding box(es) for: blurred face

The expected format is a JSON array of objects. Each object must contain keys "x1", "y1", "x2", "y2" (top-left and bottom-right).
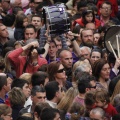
[
  {"x1": 100, "y1": 63, "x2": 110, "y2": 80},
  {"x1": 93, "y1": 33, "x2": 100, "y2": 46},
  {"x1": 54, "y1": 113, "x2": 61, "y2": 120},
  {"x1": 34, "y1": 0, "x2": 43, "y2": 8},
  {"x1": 60, "y1": 51, "x2": 73, "y2": 69},
  {"x1": 90, "y1": 112, "x2": 105, "y2": 120},
  {"x1": 1, "y1": 1, "x2": 10, "y2": 11},
  {"x1": 95, "y1": 100, "x2": 106, "y2": 108},
  {"x1": 54, "y1": 40, "x2": 62, "y2": 50},
  {"x1": 82, "y1": 30, "x2": 93, "y2": 47},
  {"x1": 22, "y1": 83, "x2": 31, "y2": 98},
  {"x1": 1, "y1": 112, "x2": 12, "y2": 120},
  {"x1": 90, "y1": 51, "x2": 101, "y2": 64},
  {"x1": 55, "y1": 64, "x2": 66, "y2": 81},
  {"x1": 32, "y1": 92, "x2": 46, "y2": 105},
  {"x1": 14, "y1": 0, "x2": 22, "y2": 7},
  {"x1": 48, "y1": 42, "x2": 57, "y2": 58},
  {"x1": 0, "y1": 25, "x2": 9, "y2": 38},
  {"x1": 31, "y1": 48, "x2": 38, "y2": 58},
  {"x1": 66, "y1": 41, "x2": 73, "y2": 52},
  {"x1": 100, "y1": 3, "x2": 112, "y2": 17},
  {"x1": 31, "y1": 17, "x2": 42, "y2": 29},
  {"x1": 23, "y1": 18, "x2": 28, "y2": 27},
  {"x1": 25, "y1": 28, "x2": 37, "y2": 40},
  {"x1": 85, "y1": 13, "x2": 93, "y2": 22},
  {"x1": 80, "y1": 48, "x2": 90, "y2": 59}
]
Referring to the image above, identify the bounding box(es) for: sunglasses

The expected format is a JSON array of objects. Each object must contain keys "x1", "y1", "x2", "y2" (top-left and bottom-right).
[
  {"x1": 57, "y1": 68, "x2": 65, "y2": 73},
  {"x1": 90, "y1": 85, "x2": 96, "y2": 89}
]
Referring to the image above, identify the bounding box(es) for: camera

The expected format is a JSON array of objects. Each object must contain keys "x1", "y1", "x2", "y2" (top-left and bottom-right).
[{"x1": 30, "y1": 46, "x2": 45, "y2": 54}]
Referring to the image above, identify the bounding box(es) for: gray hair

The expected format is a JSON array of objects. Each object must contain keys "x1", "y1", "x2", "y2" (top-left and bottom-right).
[
  {"x1": 113, "y1": 94, "x2": 120, "y2": 106},
  {"x1": 90, "y1": 107, "x2": 106, "y2": 118},
  {"x1": 80, "y1": 46, "x2": 91, "y2": 53}
]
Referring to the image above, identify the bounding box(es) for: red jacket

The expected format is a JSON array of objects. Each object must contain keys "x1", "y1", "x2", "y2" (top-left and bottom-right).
[
  {"x1": 8, "y1": 48, "x2": 47, "y2": 78},
  {"x1": 75, "y1": 18, "x2": 101, "y2": 28},
  {"x1": 97, "y1": 0, "x2": 118, "y2": 17}
]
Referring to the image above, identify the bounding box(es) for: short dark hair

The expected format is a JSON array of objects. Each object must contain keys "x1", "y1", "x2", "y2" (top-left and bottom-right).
[
  {"x1": 31, "y1": 86, "x2": 45, "y2": 96},
  {"x1": 31, "y1": 14, "x2": 41, "y2": 21},
  {"x1": 17, "y1": 116, "x2": 33, "y2": 120},
  {"x1": 2, "y1": 14, "x2": 15, "y2": 27},
  {"x1": 13, "y1": 6, "x2": 23, "y2": 15},
  {"x1": 31, "y1": 71, "x2": 48, "y2": 86},
  {"x1": 45, "y1": 81, "x2": 59, "y2": 100},
  {"x1": 77, "y1": 72, "x2": 95, "y2": 93},
  {"x1": 40, "y1": 107, "x2": 60, "y2": 120},
  {"x1": 100, "y1": 1, "x2": 112, "y2": 9},
  {"x1": 25, "y1": 24, "x2": 37, "y2": 33},
  {"x1": 0, "y1": 75, "x2": 7, "y2": 91},
  {"x1": 11, "y1": 78, "x2": 29, "y2": 89},
  {"x1": 77, "y1": 0, "x2": 87, "y2": 11}
]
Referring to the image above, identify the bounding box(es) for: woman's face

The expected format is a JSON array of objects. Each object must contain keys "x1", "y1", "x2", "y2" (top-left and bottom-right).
[
  {"x1": 93, "y1": 33, "x2": 100, "y2": 46},
  {"x1": 100, "y1": 63, "x2": 110, "y2": 80},
  {"x1": 90, "y1": 51, "x2": 101, "y2": 64},
  {"x1": 55, "y1": 64, "x2": 66, "y2": 80},
  {"x1": 85, "y1": 13, "x2": 93, "y2": 23}
]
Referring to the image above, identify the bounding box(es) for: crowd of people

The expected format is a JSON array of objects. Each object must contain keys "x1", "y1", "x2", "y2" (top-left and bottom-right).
[{"x1": 0, "y1": 0, "x2": 120, "y2": 120}]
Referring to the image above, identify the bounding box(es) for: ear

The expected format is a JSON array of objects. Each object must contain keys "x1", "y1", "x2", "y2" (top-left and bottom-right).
[
  {"x1": 34, "y1": 112, "x2": 38, "y2": 118},
  {"x1": 86, "y1": 88, "x2": 90, "y2": 92}
]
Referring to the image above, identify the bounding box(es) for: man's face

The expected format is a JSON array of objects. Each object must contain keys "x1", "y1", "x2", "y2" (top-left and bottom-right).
[
  {"x1": 31, "y1": 17, "x2": 42, "y2": 29},
  {"x1": 32, "y1": 92, "x2": 46, "y2": 105},
  {"x1": 60, "y1": 51, "x2": 73, "y2": 69},
  {"x1": 90, "y1": 112, "x2": 105, "y2": 120},
  {"x1": 48, "y1": 42, "x2": 57, "y2": 58},
  {"x1": 1, "y1": 0, "x2": 10, "y2": 11},
  {"x1": 22, "y1": 83, "x2": 31, "y2": 98},
  {"x1": 54, "y1": 40, "x2": 62, "y2": 50},
  {"x1": 0, "y1": 25, "x2": 9, "y2": 38},
  {"x1": 14, "y1": 0, "x2": 22, "y2": 7},
  {"x1": 100, "y1": 3, "x2": 112, "y2": 17},
  {"x1": 34, "y1": 0, "x2": 43, "y2": 8},
  {"x1": 81, "y1": 30, "x2": 93, "y2": 47},
  {"x1": 80, "y1": 48, "x2": 91, "y2": 59},
  {"x1": 24, "y1": 28, "x2": 37, "y2": 40}
]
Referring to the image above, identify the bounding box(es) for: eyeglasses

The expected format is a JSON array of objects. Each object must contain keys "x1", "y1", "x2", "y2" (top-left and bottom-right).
[
  {"x1": 89, "y1": 85, "x2": 96, "y2": 89},
  {"x1": 57, "y1": 68, "x2": 65, "y2": 73},
  {"x1": 101, "y1": 7, "x2": 111, "y2": 10}
]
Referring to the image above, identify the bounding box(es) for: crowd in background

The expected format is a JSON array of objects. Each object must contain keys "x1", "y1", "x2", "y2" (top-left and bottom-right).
[{"x1": 0, "y1": 0, "x2": 120, "y2": 120}]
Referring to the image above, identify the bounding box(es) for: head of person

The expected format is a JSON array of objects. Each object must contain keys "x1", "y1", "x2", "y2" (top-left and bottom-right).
[
  {"x1": 0, "y1": 104, "x2": 12, "y2": 120},
  {"x1": 31, "y1": 14, "x2": 42, "y2": 30},
  {"x1": 85, "y1": 22, "x2": 96, "y2": 32},
  {"x1": 0, "y1": 23, "x2": 9, "y2": 39},
  {"x1": 31, "y1": 86, "x2": 46, "y2": 105},
  {"x1": 15, "y1": 14, "x2": 28, "y2": 28},
  {"x1": 90, "y1": 107, "x2": 107, "y2": 120},
  {"x1": 0, "y1": 75, "x2": 8, "y2": 93},
  {"x1": 31, "y1": 71, "x2": 49, "y2": 87},
  {"x1": 53, "y1": 36, "x2": 62, "y2": 50},
  {"x1": 2, "y1": 14, "x2": 15, "y2": 27},
  {"x1": 8, "y1": 87, "x2": 26, "y2": 106},
  {"x1": 82, "y1": 9, "x2": 95, "y2": 24},
  {"x1": 33, "y1": 0, "x2": 43, "y2": 8},
  {"x1": 94, "y1": 89, "x2": 110, "y2": 108},
  {"x1": 48, "y1": 41, "x2": 58, "y2": 59},
  {"x1": 93, "y1": 32, "x2": 101, "y2": 46},
  {"x1": 10, "y1": 0, "x2": 22, "y2": 7},
  {"x1": 11, "y1": 78, "x2": 30, "y2": 98},
  {"x1": 92, "y1": 59, "x2": 110, "y2": 81},
  {"x1": 77, "y1": 0, "x2": 88, "y2": 14},
  {"x1": 81, "y1": 28, "x2": 94, "y2": 47},
  {"x1": 80, "y1": 46, "x2": 91, "y2": 59},
  {"x1": 90, "y1": 48, "x2": 102, "y2": 65},
  {"x1": 45, "y1": 81, "x2": 62, "y2": 103},
  {"x1": 13, "y1": 6, "x2": 23, "y2": 15},
  {"x1": 47, "y1": 61, "x2": 66, "y2": 82},
  {"x1": 1, "y1": 0, "x2": 11, "y2": 11},
  {"x1": 34, "y1": 102, "x2": 50, "y2": 118},
  {"x1": 77, "y1": 72, "x2": 96, "y2": 94},
  {"x1": 57, "y1": 87, "x2": 78, "y2": 113},
  {"x1": 59, "y1": 49, "x2": 73, "y2": 69},
  {"x1": 24, "y1": 24, "x2": 37, "y2": 40},
  {"x1": 66, "y1": 40, "x2": 73, "y2": 52},
  {"x1": 100, "y1": 1, "x2": 112, "y2": 18},
  {"x1": 40, "y1": 107, "x2": 61, "y2": 120},
  {"x1": 84, "y1": 91, "x2": 95, "y2": 113}
]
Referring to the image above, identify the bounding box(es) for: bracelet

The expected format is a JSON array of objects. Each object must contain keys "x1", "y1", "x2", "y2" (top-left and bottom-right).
[{"x1": 71, "y1": 38, "x2": 75, "y2": 42}]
